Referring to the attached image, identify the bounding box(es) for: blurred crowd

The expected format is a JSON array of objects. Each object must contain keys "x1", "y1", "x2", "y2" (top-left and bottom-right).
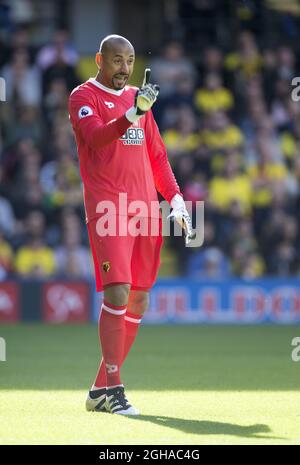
[
  {"x1": 1, "y1": 9, "x2": 300, "y2": 280},
  {"x1": 0, "y1": 27, "x2": 91, "y2": 280},
  {"x1": 151, "y1": 34, "x2": 300, "y2": 279}
]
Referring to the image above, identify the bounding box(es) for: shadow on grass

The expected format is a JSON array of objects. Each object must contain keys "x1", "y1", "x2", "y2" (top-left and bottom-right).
[{"x1": 128, "y1": 415, "x2": 280, "y2": 440}]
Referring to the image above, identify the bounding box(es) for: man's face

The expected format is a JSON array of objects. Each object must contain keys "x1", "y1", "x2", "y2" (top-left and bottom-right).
[{"x1": 97, "y1": 43, "x2": 135, "y2": 90}]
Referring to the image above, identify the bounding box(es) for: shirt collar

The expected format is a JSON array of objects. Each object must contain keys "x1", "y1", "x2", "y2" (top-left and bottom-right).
[{"x1": 88, "y1": 77, "x2": 125, "y2": 96}]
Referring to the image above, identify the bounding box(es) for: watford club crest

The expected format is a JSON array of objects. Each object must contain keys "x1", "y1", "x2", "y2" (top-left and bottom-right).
[{"x1": 102, "y1": 261, "x2": 110, "y2": 272}]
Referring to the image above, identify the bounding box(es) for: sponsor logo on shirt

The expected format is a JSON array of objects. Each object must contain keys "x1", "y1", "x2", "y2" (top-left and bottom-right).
[
  {"x1": 78, "y1": 106, "x2": 93, "y2": 119},
  {"x1": 120, "y1": 127, "x2": 145, "y2": 145}
]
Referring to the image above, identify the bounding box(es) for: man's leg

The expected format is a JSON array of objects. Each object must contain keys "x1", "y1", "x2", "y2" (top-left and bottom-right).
[
  {"x1": 100, "y1": 284, "x2": 142, "y2": 414},
  {"x1": 86, "y1": 216, "x2": 141, "y2": 414},
  {"x1": 87, "y1": 283, "x2": 141, "y2": 415},
  {"x1": 94, "y1": 284, "x2": 130, "y2": 389},
  {"x1": 93, "y1": 289, "x2": 149, "y2": 388},
  {"x1": 123, "y1": 290, "x2": 149, "y2": 363}
]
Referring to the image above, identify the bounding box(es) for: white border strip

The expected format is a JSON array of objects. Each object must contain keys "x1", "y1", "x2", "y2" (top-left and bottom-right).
[
  {"x1": 107, "y1": 384, "x2": 124, "y2": 389},
  {"x1": 125, "y1": 316, "x2": 142, "y2": 324},
  {"x1": 102, "y1": 304, "x2": 126, "y2": 315},
  {"x1": 88, "y1": 78, "x2": 124, "y2": 95}
]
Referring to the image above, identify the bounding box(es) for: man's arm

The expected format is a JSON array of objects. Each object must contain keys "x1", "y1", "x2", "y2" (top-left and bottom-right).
[
  {"x1": 145, "y1": 110, "x2": 181, "y2": 203},
  {"x1": 68, "y1": 90, "x2": 132, "y2": 150},
  {"x1": 68, "y1": 75, "x2": 159, "y2": 151},
  {"x1": 145, "y1": 110, "x2": 196, "y2": 245}
]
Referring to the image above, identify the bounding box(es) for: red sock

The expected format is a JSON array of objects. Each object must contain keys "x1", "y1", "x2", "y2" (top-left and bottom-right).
[
  {"x1": 97, "y1": 301, "x2": 126, "y2": 388},
  {"x1": 94, "y1": 310, "x2": 142, "y2": 388},
  {"x1": 93, "y1": 356, "x2": 106, "y2": 389},
  {"x1": 123, "y1": 311, "x2": 142, "y2": 362}
]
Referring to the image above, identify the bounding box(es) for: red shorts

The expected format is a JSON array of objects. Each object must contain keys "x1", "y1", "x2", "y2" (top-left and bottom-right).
[{"x1": 87, "y1": 216, "x2": 163, "y2": 292}]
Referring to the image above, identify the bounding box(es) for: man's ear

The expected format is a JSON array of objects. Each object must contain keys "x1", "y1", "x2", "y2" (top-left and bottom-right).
[{"x1": 95, "y1": 52, "x2": 102, "y2": 70}]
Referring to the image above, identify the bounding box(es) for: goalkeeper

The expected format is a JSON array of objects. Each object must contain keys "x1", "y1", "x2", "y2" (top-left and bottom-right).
[{"x1": 68, "y1": 34, "x2": 194, "y2": 416}]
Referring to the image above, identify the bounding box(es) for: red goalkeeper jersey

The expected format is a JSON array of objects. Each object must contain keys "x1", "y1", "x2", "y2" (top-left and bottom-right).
[{"x1": 68, "y1": 78, "x2": 181, "y2": 223}]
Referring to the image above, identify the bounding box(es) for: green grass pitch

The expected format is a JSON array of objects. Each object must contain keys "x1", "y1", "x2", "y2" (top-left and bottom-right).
[{"x1": 0, "y1": 324, "x2": 300, "y2": 445}]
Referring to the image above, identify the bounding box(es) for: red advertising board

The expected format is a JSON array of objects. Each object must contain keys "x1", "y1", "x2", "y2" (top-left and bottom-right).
[
  {"x1": 42, "y1": 282, "x2": 90, "y2": 323},
  {"x1": 0, "y1": 282, "x2": 20, "y2": 322}
]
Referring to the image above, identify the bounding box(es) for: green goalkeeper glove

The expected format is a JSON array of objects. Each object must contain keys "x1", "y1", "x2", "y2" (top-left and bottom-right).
[{"x1": 126, "y1": 68, "x2": 159, "y2": 123}]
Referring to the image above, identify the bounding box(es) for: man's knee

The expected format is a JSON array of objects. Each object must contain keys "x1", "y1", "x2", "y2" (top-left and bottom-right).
[
  {"x1": 128, "y1": 291, "x2": 149, "y2": 316},
  {"x1": 104, "y1": 284, "x2": 131, "y2": 306}
]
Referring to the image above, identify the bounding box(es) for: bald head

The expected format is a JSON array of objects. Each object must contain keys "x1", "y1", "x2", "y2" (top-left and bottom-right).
[
  {"x1": 96, "y1": 34, "x2": 135, "y2": 90},
  {"x1": 100, "y1": 35, "x2": 134, "y2": 56}
]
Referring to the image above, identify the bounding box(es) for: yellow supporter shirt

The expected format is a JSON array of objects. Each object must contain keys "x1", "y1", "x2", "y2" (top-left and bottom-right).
[
  {"x1": 209, "y1": 175, "x2": 252, "y2": 213},
  {"x1": 247, "y1": 163, "x2": 288, "y2": 206},
  {"x1": 195, "y1": 88, "x2": 234, "y2": 113},
  {"x1": 224, "y1": 52, "x2": 263, "y2": 77},
  {"x1": 200, "y1": 125, "x2": 243, "y2": 150},
  {"x1": 15, "y1": 246, "x2": 56, "y2": 276},
  {"x1": 162, "y1": 130, "x2": 200, "y2": 153},
  {"x1": 0, "y1": 240, "x2": 14, "y2": 269},
  {"x1": 280, "y1": 132, "x2": 297, "y2": 161}
]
